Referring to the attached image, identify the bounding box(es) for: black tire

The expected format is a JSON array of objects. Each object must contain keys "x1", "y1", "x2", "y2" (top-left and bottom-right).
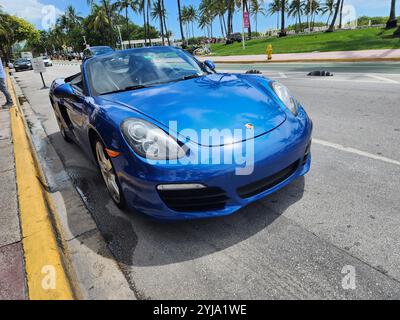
[{"x1": 93, "y1": 137, "x2": 126, "y2": 209}]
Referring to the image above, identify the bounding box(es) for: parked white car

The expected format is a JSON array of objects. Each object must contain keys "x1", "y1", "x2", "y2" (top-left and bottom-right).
[{"x1": 42, "y1": 56, "x2": 53, "y2": 67}]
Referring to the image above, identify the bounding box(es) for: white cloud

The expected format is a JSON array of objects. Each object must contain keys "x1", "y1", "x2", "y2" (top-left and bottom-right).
[{"x1": 0, "y1": 0, "x2": 63, "y2": 27}]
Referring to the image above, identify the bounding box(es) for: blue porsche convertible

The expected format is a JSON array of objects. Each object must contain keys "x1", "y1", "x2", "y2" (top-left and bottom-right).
[{"x1": 49, "y1": 46, "x2": 312, "y2": 220}]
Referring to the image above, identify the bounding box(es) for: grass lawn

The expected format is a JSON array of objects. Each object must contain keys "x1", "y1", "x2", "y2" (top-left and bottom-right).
[{"x1": 210, "y1": 28, "x2": 400, "y2": 56}]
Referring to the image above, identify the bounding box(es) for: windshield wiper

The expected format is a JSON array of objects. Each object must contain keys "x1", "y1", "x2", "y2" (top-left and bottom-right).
[
  {"x1": 100, "y1": 84, "x2": 149, "y2": 95},
  {"x1": 181, "y1": 74, "x2": 202, "y2": 80}
]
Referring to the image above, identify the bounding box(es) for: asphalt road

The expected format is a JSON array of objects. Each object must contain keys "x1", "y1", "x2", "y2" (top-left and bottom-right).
[{"x1": 12, "y1": 62, "x2": 400, "y2": 299}]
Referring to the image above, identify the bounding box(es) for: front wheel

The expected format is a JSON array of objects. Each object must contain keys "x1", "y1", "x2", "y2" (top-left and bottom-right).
[{"x1": 95, "y1": 139, "x2": 125, "y2": 209}]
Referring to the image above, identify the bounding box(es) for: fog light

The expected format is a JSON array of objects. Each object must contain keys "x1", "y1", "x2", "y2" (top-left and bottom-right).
[{"x1": 157, "y1": 183, "x2": 207, "y2": 191}]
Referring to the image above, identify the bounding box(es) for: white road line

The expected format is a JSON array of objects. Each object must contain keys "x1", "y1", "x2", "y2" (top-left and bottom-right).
[
  {"x1": 366, "y1": 74, "x2": 399, "y2": 84},
  {"x1": 314, "y1": 139, "x2": 400, "y2": 167}
]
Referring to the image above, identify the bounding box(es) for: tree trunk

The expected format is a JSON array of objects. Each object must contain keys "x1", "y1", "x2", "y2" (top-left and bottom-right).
[
  {"x1": 177, "y1": 0, "x2": 186, "y2": 46},
  {"x1": 255, "y1": 16, "x2": 258, "y2": 34},
  {"x1": 142, "y1": 0, "x2": 148, "y2": 45},
  {"x1": 326, "y1": 0, "x2": 341, "y2": 32},
  {"x1": 126, "y1": 8, "x2": 131, "y2": 48},
  {"x1": 219, "y1": 15, "x2": 225, "y2": 38},
  {"x1": 386, "y1": 0, "x2": 397, "y2": 29},
  {"x1": 147, "y1": 0, "x2": 152, "y2": 45},
  {"x1": 277, "y1": 11, "x2": 280, "y2": 30},
  {"x1": 326, "y1": 13, "x2": 332, "y2": 26},
  {"x1": 394, "y1": 25, "x2": 400, "y2": 37},
  {"x1": 159, "y1": 4, "x2": 165, "y2": 45},
  {"x1": 338, "y1": 0, "x2": 344, "y2": 29},
  {"x1": 222, "y1": 14, "x2": 228, "y2": 36},
  {"x1": 279, "y1": 0, "x2": 287, "y2": 37},
  {"x1": 161, "y1": 0, "x2": 170, "y2": 45},
  {"x1": 298, "y1": 13, "x2": 302, "y2": 33}
]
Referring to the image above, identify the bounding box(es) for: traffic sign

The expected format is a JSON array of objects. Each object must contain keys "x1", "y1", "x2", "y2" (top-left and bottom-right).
[
  {"x1": 31, "y1": 57, "x2": 48, "y2": 88},
  {"x1": 32, "y1": 57, "x2": 46, "y2": 74}
]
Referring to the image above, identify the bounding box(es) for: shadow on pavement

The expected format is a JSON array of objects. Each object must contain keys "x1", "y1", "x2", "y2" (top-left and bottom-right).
[{"x1": 48, "y1": 131, "x2": 305, "y2": 268}]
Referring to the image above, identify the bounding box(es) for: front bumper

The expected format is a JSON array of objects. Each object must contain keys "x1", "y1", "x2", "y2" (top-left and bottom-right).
[{"x1": 114, "y1": 109, "x2": 313, "y2": 220}]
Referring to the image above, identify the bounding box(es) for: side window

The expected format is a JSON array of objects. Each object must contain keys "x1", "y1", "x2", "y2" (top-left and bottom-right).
[{"x1": 70, "y1": 74, "x2": 83, "y2": 93}]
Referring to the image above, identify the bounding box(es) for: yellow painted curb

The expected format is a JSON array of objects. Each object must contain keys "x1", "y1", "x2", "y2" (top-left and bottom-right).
[{"x1": 6, "y1": 69, "x2": 76, "y2": 300}]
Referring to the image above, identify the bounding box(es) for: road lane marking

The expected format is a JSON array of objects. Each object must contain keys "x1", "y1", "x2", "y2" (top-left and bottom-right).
[
  {"x1": 366, "y1": 74, "x2": 399, "y2": 84},
  {"x1": 279, "y1": 72, "x2": 288, "y2": 78},
  {"x1": 314, "y1": 139, "x2": 400, "y2": 167}
]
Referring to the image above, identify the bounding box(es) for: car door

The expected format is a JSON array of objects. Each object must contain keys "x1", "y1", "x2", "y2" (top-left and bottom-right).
[{"x1": 63, "y1": 74, "x2": 88, "y2": 145}]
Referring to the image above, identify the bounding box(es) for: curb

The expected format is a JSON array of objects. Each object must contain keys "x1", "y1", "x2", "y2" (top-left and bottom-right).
[
  {"x1": 6, "y1": 69, "x2": 80, "y2": 300},
  {"x1": 201, "y1": 57, "x2": 400, "y2": 64}
]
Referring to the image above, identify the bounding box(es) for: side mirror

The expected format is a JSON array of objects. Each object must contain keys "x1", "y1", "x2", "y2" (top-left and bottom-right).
[
  {"x1": 204, "y1": 60, "x2": 216, "y2": 71},
  {"x1": 53, "y1": 83, "x2": 78, "y2": 101}
]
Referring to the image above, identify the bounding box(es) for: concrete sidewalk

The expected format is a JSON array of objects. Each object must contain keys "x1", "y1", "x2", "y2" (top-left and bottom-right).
[
  {"x1": 201, "y1": 49, "x2": 400, "y2": 63},
  {"x1": 0, "y1": 101, "x2": 26, "y2": 300}
]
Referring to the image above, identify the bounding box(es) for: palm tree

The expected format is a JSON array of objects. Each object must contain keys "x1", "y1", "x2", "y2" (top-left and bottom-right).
[
  {"x1": 151, "y1": 0, "x2": 166, "y2": 45},
  {"x1": 268, "y1": 0, "x2": 282, "y2": 30},
  {"x1": 250, "y1": 0, "x2": 266, "y2": 35},
  {"x1": 177, "y1": 0, "x2": 186, "y2": 46},
  {"x1": 338, "y1": 0, "x2": 344, "y2": 29},
  {"x1": 182, "y1": 5, "x2": 197, "y2": 41},
  {"x1": 199, "y1": 0, "x2": 215, "y2": 38},
  {"x1": 226, "y1": 0, "x2": 235, "y2": 35},
  {"x1": 321, "y1": 0, "x2": 335, "y2": 26},
  {"x1": 160, "y1": 0, "x2": 170, "y2": 45},
  {"x1": 146, "y1": 0, "x2": 152, "y2": 44},
  {"x1": 87, "y1": 0, "x2": 116, "y2": 47},
  {"x1": 288, "y1": 0, "x2": 305, "y2": 32},
  {"x1": 326, "y1": 0, "x2": 340, "y2": 32},
  {"x1": 115, "y1": 0, "x2": 139, "y2": 47},
  {"x1": 198, "y1": 9, "x2": 212, "y2": 37},
  {"x1": 88, "y1": 3, "x2": 112, "y2": 44},
  {"x1": 386, "y1": 0, "x2": 397, "y2": 29},
  {"x1": 306, "y1": 0, "x2": 320, "y2": 30},
  {"x1": 279, "y1": 0, "x2": 287, "y2": 37},
  {"x1": 137, "y1": 0, "x2": 148, "y2": 45},
  {"x1": 214, "y1": 0, "x2": 228, "y2": 38}
]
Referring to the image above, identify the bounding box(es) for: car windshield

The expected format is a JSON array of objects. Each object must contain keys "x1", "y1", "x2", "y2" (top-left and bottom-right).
[
  {"x1": 91, "y1": 47, "x2": 113, "y2": 56},
  {"x1": 16, "y1": 59, "x2": 29, "y2": 63},
  {"x1": 87, "y1": 47, "x2": 208, "y2": 96}
]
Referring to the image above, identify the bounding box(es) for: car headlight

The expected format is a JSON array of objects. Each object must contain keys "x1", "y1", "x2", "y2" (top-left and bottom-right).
[
  {"x1": 121, "y1": 119, "x2": 186, "y2": 160},
  {"x1": 271, "y1": 82, "x2": 299, "y2": 116}
]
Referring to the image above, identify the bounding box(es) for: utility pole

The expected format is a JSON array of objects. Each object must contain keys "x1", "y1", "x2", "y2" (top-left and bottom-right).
[
  {"x1": 242, "y1": 0, "x2": 245, "y2": 50},
  {"x1": 309, "y1": 0, "x2": 313, "y2": 33}
]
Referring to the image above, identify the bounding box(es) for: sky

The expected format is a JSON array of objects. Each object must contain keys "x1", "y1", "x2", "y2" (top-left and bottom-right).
[{"x1": 0, "y1": 0, "x2": 396, "y2": 39}]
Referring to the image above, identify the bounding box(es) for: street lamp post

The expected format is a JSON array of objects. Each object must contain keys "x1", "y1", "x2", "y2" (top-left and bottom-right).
[
  {"x1": 116, "y1": 25, "x2": 124, "y2": 50},
  {"x1": 242, "y1": 0, "x2": 245, "y2": 50},
  {"x1": 309, "y1": 0, "x2": 313, "y2": 33}
]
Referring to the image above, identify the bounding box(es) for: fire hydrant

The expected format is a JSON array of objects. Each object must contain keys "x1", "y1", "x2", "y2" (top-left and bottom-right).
[{"x1": 267, "y1": 44, "x2": 273, "y2": 60}]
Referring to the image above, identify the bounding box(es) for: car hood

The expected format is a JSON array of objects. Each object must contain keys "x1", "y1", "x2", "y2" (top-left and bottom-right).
[{"x1": 100, "y1": 73, "x2": 287, "y2": 146}]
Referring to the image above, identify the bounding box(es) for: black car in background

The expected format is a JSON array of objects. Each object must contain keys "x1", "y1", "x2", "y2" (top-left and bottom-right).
[
  {"x1": 226, "y1": 33, "x2": 243, "y2": 45},
  {"x1": 14, "y1": 58, "x2": 33, "y2": 72}
]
